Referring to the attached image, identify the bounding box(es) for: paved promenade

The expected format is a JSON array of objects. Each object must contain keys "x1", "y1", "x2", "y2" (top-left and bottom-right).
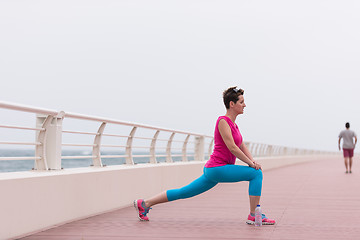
[{"x1": 21, "y1": 155, "x2": 360, "y2": 240}]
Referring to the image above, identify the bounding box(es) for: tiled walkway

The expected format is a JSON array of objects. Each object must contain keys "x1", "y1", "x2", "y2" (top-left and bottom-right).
[{"x1": 21, "y1": 155, "x2": 360, "y2": 240}]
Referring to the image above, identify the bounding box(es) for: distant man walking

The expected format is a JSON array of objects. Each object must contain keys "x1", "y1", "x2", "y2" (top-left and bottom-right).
[{"x1": 338, "y1": 122, "x2": 357, "y2": 173}]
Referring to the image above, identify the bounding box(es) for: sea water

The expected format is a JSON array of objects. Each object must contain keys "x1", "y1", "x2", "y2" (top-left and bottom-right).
[{"x1": 0, "y1": 149, "x2": 190, "y2": 173}]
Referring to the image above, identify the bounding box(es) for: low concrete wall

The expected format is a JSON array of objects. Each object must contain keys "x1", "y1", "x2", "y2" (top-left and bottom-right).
[{"x1": 0, "y1": 155, "x2": 334, "y2": 240}]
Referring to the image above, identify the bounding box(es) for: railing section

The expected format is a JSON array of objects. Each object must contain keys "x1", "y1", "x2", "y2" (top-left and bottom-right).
[{"x1": 0, "y1": 101, "x2": 331, "y2": 172}]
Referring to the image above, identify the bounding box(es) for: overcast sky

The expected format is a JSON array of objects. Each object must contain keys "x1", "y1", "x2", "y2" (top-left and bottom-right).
[{"x1": 1, "y1": 0, "x2": 359, "y2": 152}]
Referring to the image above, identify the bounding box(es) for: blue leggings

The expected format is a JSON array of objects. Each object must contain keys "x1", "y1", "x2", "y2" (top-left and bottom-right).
[{"x1": 166, "y1": 165, "x2": 263, "y2": 201}]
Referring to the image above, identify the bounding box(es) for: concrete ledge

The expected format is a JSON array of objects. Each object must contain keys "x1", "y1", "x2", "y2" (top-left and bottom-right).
[{"x1": 1, "y1": 155, "x2": 333, "y2": 240}]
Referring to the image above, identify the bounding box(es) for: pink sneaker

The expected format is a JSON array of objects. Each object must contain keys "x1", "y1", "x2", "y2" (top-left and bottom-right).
[
  {"x1": 246, "y1": 213, "x2": 275, "y2": 225},
  {"x1": 134, "y1": 199, "x2": 152, "y2": 221}
]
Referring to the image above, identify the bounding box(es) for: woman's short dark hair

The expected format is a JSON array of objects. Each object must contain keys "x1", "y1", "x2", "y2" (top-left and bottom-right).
[
  {"x1": 346, "y1": 122, "x2": 350, "y2": 129},
  {"x1": 223, "y1": 87, "x2": 244, "y2": 109}
]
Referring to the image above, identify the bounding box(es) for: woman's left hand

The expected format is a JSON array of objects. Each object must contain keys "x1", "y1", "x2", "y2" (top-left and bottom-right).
[{"x1": 251, "y1": 161, "x2": 262, "y2": 170}]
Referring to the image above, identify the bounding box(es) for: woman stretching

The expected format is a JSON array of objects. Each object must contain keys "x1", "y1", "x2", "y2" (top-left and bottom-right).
[{"x1": 134, "y1": 87, "x2": 275, "y2": 225}]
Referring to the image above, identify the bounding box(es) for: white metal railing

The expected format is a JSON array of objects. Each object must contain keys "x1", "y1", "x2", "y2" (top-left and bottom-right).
[{"x1": 0, "y1": 101, "x2": 331, "y2": 172}]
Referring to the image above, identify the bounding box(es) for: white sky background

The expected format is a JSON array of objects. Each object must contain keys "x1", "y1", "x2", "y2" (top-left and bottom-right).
[{"x1": 0, "y1": 0, "x2": 360, "y2": 152}]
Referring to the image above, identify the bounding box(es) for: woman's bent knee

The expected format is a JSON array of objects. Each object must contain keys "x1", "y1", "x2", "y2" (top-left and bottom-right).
[{"x1": 256, "y1": 169, "x2": 263, "y2": 180}]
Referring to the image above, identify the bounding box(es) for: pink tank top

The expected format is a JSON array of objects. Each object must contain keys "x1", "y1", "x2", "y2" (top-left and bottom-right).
[{"x1": 204, "y1": 116, "x2": 243, "y2": 168}]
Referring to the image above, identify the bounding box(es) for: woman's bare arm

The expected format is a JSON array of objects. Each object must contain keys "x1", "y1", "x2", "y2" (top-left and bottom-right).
[{"x1": 218, "y1": 119, "x2": 261, "y2": 170}]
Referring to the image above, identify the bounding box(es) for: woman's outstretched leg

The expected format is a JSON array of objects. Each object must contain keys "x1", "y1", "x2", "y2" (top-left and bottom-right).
[
  {"x1": 135, "y1": 173, "x2": 217, "y2": 221},
  {"x1": 144, "y1": 191, "x2": 168, "y2": 208},
  {"x1": 133, "y1": 191, "x2": 169, "y2": 221}
]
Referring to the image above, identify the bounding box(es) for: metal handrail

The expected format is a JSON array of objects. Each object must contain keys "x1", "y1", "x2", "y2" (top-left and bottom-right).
[
  {"x1": 101, "y1": 144, "x2": 127, "y2": 148},
  {"x1": 99, "y1": 155, "x2": 127, "y2": 159},
  {"x1": 0, "y1": 141, "x2": 42, "y2": 146},
  {"x1": 62, "y1": 144, "x2": 97, "y2": 147},
  {"x1": 101, "y1": 133, "x2": 128, "y2": 138},
  {"x1": 63, "y1": 130, "x2": 99, "y2": 136},
  {"x1": 61, "y1": 155, "x2": 94, "y2": 160},
  {"x1": 0, "y1": 156, "x2": 41, "y2": 161},
  {"x1": 0, "y1": 124, "x2": 44, "y2": 131},
  {"x1": 0, "y1": 101, "x2": 58, "y2": 116}
]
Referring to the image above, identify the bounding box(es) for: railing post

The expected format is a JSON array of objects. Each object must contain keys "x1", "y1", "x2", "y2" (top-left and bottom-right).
[
  {"x1": 258, "y1": 144, "x2": 263, "y2": 157},
  {"x1": 35, "y1": 112, "x2": 64, "y2": 170},
  {"x1": 249, "y1": 142, "x2": 254, "y2": 154},
  {"x1": 253, "y1": 143, "x2": 259, "y2": 157},
  {"x1": 265, "y1": 145, "x2": 272, "y2": 157},
  {"x1": 166, "y1": 132, "x2": 175, "y2": 163},
  {"x1": 182, "y1": 134, "x2": 190, "y2": 162},
  {"x1": 294, "y1": 148, "x2": 299, "y2": 155},
  {"x1": 35, "y1": 115, "x2": 52, "y2": 170},
  {"x1": 92, "y1": 122, "x2": 106, "y2": 167},
  {"x1": 262, "y1": 144, "x2": 267, "y2": 156},
  {"x1": 277, "y1": 147, "x2": 282, "y2": 155},
  {"x1": 259, "y1": 144, "x2": 264, "y2": 157},
  {"x1": 244, "y1": 141, "x2": 250, "y2": 150},
  {"x1": 194, "y1": 136, "x2": 205, "y2": 161},
  {"x1": 208, "y1": 138, "x2": 214, "y2": 158},
  {"x1": 125, "y1": 127, "x2": 137, "y2": 165},
  {"x1": 150, "y1": 130, "x2": 160, "y2": 164}
]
